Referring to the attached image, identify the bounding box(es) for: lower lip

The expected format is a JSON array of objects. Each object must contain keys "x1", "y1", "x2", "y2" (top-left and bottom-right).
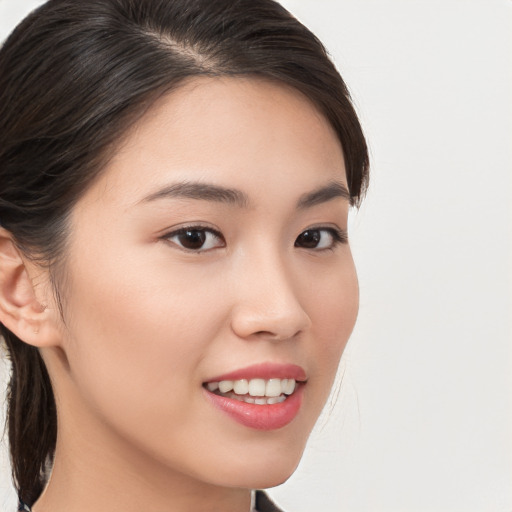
[{"x1": 204, "y1": 384, "x2": 304, "y2": 431}]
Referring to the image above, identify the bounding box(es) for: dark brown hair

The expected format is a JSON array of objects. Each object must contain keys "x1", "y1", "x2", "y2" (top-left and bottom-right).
[{"x1": 0, "y1": 0, "x2": 369, "y2": 506}]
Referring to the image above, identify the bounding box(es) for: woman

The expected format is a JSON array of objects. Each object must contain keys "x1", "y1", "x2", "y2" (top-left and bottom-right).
[{"x1": 0, "y1": 0, "x2": 369, "y2": 510}]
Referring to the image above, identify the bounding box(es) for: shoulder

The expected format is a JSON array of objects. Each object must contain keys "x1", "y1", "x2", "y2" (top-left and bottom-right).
[{"x1": 255, "y1": 490, "x2": 286, "y2": 512}]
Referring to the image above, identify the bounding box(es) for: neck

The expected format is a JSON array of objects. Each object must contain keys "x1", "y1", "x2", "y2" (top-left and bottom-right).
[{"x1": 32, "y1": 401, "x2": 252, "y2": 512}]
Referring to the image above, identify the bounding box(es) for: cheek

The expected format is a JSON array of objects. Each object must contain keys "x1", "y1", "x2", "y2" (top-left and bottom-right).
[
  {"x1": 307, "y1": 258, "x2": 359, "y2": 390},
  {"x1": 59, "y1": 252, "x2": 228, "y2": 424}
]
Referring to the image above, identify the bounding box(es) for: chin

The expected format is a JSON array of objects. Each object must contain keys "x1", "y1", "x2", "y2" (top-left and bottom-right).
[
  {"x1": 226, "y1": 467, "x2": 297, "y2": 491},
  {"x1": 217, "y1": 443, "x2": 306, "y2": 490},
  {"x1": 245, "y1": 469, "x2": 296, "y2": 490}
]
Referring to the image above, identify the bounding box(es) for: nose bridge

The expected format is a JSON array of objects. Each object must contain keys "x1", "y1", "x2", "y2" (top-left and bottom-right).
[{"x1": 230, "y1": 243, "x2": 311, "y2": 340}]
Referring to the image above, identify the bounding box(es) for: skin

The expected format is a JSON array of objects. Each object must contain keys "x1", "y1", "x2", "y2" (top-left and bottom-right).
[{"x1": 0, "y1": 77, "x2": 358, "y2": 512}]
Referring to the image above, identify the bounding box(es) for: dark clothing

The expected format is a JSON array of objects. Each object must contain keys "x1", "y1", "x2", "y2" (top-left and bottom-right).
[{"x1": 255, "y1": 490, "x2": 285, "y2": 512}]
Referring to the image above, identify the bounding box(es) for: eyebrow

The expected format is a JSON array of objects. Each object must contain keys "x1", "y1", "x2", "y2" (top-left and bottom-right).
[
  {"x1": 141, "y1": 181, "x2": 249, "y2": 208},
  {"x1": 296, "y1": 181, "x2": 351, "y2": 209},
  {"x1": 140, "y1": 179, "x2": 350, "y2": 209}
]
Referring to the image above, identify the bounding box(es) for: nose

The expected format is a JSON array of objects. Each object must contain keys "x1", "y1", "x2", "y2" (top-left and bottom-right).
[{"x1": 229, "y1": 252, "x2": 312, "y2": 342}]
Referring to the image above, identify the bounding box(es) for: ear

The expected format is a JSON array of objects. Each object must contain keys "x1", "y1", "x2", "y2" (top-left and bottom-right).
[{"x1": 0, "y1": 228, "x2": 62, "y2": 347}]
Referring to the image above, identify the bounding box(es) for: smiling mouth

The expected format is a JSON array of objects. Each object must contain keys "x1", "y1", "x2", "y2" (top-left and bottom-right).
[{"x1": 203, "y1": 378, "x2": 299, "y2": 405}]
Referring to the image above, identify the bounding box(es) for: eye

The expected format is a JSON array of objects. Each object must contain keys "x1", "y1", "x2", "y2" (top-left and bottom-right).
[
  {"x1": 294, "y1": 227, "x2": 347, "y2": 250},
  {"x1": 164, "y1": 226, "x2": 225, "y2": 252}
]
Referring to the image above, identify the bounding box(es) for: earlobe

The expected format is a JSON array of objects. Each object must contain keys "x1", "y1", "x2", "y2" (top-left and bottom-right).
[{"x1": 0, "y1": 228, "x2": 61, "y2": 347}]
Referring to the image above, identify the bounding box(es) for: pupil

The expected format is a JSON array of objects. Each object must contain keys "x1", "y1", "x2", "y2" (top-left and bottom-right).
[
  {"x1": 298, "y1": 230, "x2": 320, "y2": 248},
  {"x1": 179, "y1": 230, "x2": 206, "y2": 249}
]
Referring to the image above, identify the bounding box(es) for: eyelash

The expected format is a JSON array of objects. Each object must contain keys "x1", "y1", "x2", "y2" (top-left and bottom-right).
[
  {"x1": 162, "y1": 225, "x2": 225, "y2": 252},
  {"x1": 294, "y1": 227, "x2": 348, "y2": 251},
  {"x1": 161, "y1": 225, "x2": 347, "y2": 253}
]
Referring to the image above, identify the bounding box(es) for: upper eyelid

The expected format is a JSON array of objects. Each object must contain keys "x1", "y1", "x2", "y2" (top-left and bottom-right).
[
  {"x1": 301, "y1": 221, "x2": 344, "y2": 230},
  {"x1": 168, "y1": 225, "x2": 220, "y2": 235},
  {"x1": 161, "y1": 223, "x2": 223, "y2": 237},
  {"x1": 160, "y1": 224, "x2": 347, "y2": 243},
  {"x1": 300, "y1": 224, "x2": 348, "y2": 237}
]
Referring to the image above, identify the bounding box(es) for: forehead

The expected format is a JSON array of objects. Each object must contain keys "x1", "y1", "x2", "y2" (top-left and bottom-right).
[{"x1": 79, "y1": 77, "x2": 347, "y2": 210}]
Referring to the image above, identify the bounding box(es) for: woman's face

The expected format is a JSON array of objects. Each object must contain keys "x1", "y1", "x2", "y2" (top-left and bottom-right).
[{"x1": 51, "y1": 77, "x2": 358, "y2": 489}]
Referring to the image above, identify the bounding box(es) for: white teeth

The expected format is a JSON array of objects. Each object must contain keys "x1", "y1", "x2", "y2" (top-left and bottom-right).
[
  {"x1": 269, "y1": 395, "x2": 287, "y2": 404},
  {"x1": 207, "y1": 378, "x2": 298, "y2": 400},
  {"x1": 248, "y1": 379, "x2": 266, "y2": 397},
  {"x1": 224, "y1": 393, "x2": 287, "y2": 405},
  {"x1": 218, "y1": 380, "x2": 234, "y2": 393},
  {"x1": 233, "y1": 379, "x2": 249, "y2": 395},
  {"x1": 206, "y1": 382, "x2": 219, "y2": 392},
  {"x1": 265, "y1": 379, "x2": 282, "y2": 397},
  {"x1": 284, "y1": 379, "x2": 296, "y2": 395}
]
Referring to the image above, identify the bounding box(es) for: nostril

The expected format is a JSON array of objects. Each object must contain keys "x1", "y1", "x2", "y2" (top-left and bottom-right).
[{"x1": 253, "y1": 329, "x2": 302, "y2": 341}]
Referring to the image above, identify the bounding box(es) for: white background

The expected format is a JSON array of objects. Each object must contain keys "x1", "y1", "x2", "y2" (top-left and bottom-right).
[{"x1": 1, "y1": 1, "x2": 511, "y2": 511}]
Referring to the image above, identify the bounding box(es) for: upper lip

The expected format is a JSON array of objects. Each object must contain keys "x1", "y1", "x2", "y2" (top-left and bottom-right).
[{"x1": 204, "y1": 363, "x2": 307, "y2": 383}]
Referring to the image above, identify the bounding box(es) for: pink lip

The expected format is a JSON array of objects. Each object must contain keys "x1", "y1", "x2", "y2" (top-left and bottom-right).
[
  {"x1": 204, "y1": 363, "x2": 307, "y2": 383},
  {"x1": 203, "y1": 363, "x2": 307, "y2": 430},
  {"x1": 204, "y1": 383, "x2": 304, "y2": 431}
]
